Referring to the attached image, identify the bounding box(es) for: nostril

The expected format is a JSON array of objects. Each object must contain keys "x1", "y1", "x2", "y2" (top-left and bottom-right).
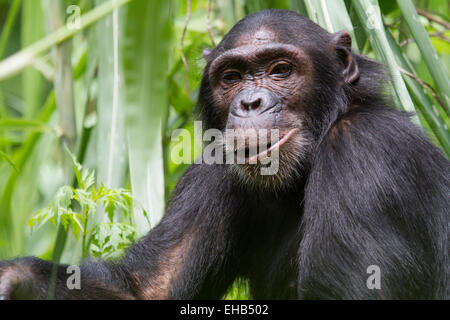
[
  {"x1": 241, "y1": 98, "x2": 262, "y2": 111},
  {"x1": 240, "y1": 100, "x2": 249, "y2": 110},
  {"x1": 250, "y1": 98, "x2": 261, "y2": 110}
]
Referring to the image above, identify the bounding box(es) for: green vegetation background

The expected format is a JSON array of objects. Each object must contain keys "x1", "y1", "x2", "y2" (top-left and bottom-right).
[{"x1": 0, "y1": 0, "x2": 448, "y2": 300}]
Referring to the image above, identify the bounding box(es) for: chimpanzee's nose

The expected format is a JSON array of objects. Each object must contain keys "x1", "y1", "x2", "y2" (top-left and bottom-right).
[
  {"x1": 241, "y1": 97, "x2": 262, "y2": 111},
  {"x1": 231, "y1": 88, "x2": 279, "y2": 118}
]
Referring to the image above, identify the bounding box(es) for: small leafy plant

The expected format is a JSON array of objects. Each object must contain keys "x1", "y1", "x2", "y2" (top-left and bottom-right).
[{"x1": 28, "y1": 147, "x2": 139, "y2": 259}]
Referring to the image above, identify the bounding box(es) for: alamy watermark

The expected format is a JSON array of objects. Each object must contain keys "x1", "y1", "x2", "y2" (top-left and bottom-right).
[
  {"x1": 366, "y1": 265, "x2": 381, "y2": 290},
  {"x1": 171, "y1": 121, "x2": 283, "y2": 175},
  {"x1": 365, "y1": 5, "x2": 383, "y2": 31},
  {"x1": 66, "y1": 265, "x2": 81, "y2": 290},
  {"x1": 66, "y1": 5, "x2": 81, "y2": 30}
]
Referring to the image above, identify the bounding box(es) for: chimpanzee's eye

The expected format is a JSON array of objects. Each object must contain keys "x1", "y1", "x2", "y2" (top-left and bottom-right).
[
  {"x1": 269, "y1": 63, "x2": 292, "y2": 77},
  {"x1": 222, "y1": 70, "x2": 242, "y2": 83}
]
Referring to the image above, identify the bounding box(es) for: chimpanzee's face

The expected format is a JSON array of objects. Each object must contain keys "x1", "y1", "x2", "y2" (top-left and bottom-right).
[
  {"x1": 206, "y1": 28, "x2": 314, "y2": 188},
  {"x1": 200, "y1": 12, "x2": 358, "y2": 189}
]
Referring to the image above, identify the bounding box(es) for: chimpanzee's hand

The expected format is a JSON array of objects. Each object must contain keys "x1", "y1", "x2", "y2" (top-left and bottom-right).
[
  {"x1": 0, "y1": 257, "x2": 44, "y2": 300},
  {"x1": 1, "y1": 257, "x2": 138, "y2": 300}
]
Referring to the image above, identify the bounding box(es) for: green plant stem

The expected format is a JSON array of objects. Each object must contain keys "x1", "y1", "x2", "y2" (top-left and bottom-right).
[
  {"x1": 49, "y1": 87, "x2": 95, "y2": 265},
  {"x1": 48, "y1": 122, "x2": 94, "y2": 299},
  {"x1": 45, "y1": 0, "x2": 77, "y2": 151},
  {"x1": 81, "y1": 207, "x2": 89, "y2": 259}
]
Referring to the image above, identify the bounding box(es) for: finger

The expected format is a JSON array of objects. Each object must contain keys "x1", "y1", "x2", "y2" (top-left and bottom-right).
[
  {"x1": 0, "y1": 269, "x2": 18, "y2": 300},
  {"x1": 0, "y1": 279, "x2": 14, "y2": 299}
]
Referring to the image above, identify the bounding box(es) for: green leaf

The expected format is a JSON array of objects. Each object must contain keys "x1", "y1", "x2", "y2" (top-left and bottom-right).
[
  {"x1": 28, "y1": 185, "x2": 74, "y2": 233},
  {"x1": 73, "y1": 189, "x2": 96, "y2": 213},
  {"x1": 64, "y1": 144, "x2": 96, "y2": 190},
  {"x1": 122, "y1": 0, "x2": 174, "y2": 232},
  {"x1": 352, "y1": 0, "x2": 417, "y2": 118},
  {"x1": 21, "y1": 0, "x2": 45, "y2": 117},
  {"x1": 64, "y1": 144, "x2": 83, "y2": 187},
  {"x1": 397, "y1": 0, "x2": 450, "y2": 115},
  {"x1": 95, "y1": 0, "x2": 128, "y2": 190},
  {"x1": 89, "y1": 222, "x2": 137, "y2": 258},
  {"x1": 385, "y1": 30, "x2": 450, "y2": 156},
  {"x1": 28, "y1": 208, "x2": 53, "y2": 232},
  {"x1": 53, "y1": 185, "x2": 73, "y2": 209},
  {"x1": 81, "y1": 168, "x2": 95, "y2": 191},
  {"x1": 0, "y1": 118, "x2": 49, "y2": 132},
  {"x1": 0, "y1": 92, "x2": 55, "y2": 259},
  {"x1": 0, "y1": 151, "x2": 19, "y2": 172},
  {"x1": 304, "y1": 0, "x2": 358, "y2": 50},
  {"x1": 0, "y1": 0, "x2": 22, "y2": 60}
]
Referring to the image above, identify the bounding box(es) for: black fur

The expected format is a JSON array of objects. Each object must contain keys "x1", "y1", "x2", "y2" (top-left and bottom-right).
[{"x1": 0, "y1": 9, "x2": 448, "y2": 300}]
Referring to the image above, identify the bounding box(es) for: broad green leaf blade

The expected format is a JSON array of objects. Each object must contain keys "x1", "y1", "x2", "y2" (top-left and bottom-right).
[
  {"x1": 122, "y1": 0, "x2": 173, "y2": 232},
  {"x1": 352, "y1": 0, "x2": 417, "y2": 118},
  {"x1": 215, "y1": 0, "x2": 241, "y2": 26},
  {"x1": 345, "y1": 0, "x2": 368, "y2": 52},
  {"x1": 0, "y1": 0, "x2": 21, "y2": 116},
  {"x1": 21, "y1": 0, "x2": 45, "y2": 117},
  {"x1": 95, "y1": 0, "x2": 127, "y2": 190},
  {"x1": 397, "y1": 0, "x2": 450, "y2": 115},
  {"x1": 0, "y1": 0, "x2": 22, "y2": 59},
  {"x1": 244, "y1": 0, "x2": 290, "y2": 14},
  {"x1": 290, "y1": 0, "x2": 308, "y2": 16},
  {"x1": 304, "y1": 0, "x2": 357, "y2": 50},
  {"x1": 0, "y1": 118, "x2": 49, "y2": 131},
  {"x1": 386, "y1": 31, "x2": 450, "y2": 156}
]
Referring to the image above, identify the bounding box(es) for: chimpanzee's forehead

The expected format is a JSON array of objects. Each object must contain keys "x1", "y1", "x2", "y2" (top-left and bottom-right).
[
  {"x1": 232, "y1": 28, "x2": 279, "y2": 48},
  {"x1": 209, "y1": 11, "x2": 332, "y2": 62},
  {"x1": 226, "y1": 24, "x2": 329, "y2": 52}
]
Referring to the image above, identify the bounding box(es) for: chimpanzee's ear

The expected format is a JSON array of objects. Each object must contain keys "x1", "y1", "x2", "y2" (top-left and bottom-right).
[
  {"x1": 331, "y1": 31, "x2": 360, "y2": 84},
  {"x1": 202, "y1": 48, "x2": 212, "y2": 61}
]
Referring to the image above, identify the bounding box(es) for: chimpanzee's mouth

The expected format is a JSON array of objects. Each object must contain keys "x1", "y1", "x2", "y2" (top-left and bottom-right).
[{"x1": 234, "y1": 128, "x2": 300, "y2": 163}]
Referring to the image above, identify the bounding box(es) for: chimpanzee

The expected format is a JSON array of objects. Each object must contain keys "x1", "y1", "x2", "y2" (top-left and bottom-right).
[{"x1": 0, "y1": 9, "x2": 448, "y2": 300}]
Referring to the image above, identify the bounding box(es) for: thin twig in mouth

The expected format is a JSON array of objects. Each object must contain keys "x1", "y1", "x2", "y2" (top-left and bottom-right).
[{"x1": 234, "y1": 128, "x2": 300, "y2": 163}]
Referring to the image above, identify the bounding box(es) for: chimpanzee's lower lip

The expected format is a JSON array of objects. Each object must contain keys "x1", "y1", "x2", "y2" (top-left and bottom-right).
[{"x1": 236, "y1": 128, "x2": 300, "y2": 163}]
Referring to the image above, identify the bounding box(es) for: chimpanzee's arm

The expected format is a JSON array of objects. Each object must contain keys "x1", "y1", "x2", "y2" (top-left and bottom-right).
[{"x1": 0, "y1": 164, "x2": 244, "y2": 299}]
